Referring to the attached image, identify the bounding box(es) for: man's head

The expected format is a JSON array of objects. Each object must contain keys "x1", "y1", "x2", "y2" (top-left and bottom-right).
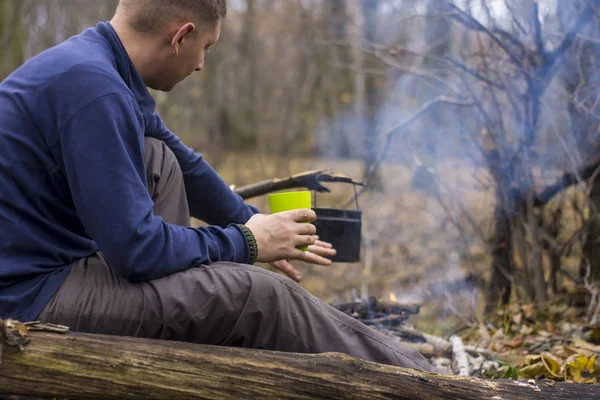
[{"x1": 113, "y1": 0, "x2": 227, "y2": 91}]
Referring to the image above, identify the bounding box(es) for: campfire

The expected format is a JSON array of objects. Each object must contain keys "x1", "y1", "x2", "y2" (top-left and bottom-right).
[{"x1": 333, "y1": 295, "x2": 498, "y2": 377}]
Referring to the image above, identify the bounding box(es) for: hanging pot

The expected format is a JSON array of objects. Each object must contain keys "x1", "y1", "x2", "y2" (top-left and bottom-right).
[{"x1": 312, "y1": 207, "x2": 362, "y2": 263}]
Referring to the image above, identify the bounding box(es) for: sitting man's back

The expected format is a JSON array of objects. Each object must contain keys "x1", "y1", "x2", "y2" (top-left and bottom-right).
[{"x1": 0, "y1": 21, "x2": 139, "y2": 321}]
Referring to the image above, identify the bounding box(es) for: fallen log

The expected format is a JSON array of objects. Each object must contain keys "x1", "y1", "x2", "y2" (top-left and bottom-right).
[{"x1": 1, "y1": 329, "x2": 600, "y2": 399}]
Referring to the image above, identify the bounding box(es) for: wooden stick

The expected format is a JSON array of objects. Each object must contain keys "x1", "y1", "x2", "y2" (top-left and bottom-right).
[
  {"x1": 233, "y1": 169, "x2": 363, "y2": 200},
  {"x1": 450, "y1": 335, "x2": 471, "y2": 377}
]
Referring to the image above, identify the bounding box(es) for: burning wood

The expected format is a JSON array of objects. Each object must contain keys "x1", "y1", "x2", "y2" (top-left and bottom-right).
[
  {"x1": 333, "y1": 297, "x2": 498, "y2": 377},
  {"x1": 332, "y1": 296, "x2": 421, "y2": 321}
]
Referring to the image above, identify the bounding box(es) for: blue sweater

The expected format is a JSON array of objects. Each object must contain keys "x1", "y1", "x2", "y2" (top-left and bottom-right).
[{"x1": 0, "y1": 22, "x2": 258, "y2": 322}]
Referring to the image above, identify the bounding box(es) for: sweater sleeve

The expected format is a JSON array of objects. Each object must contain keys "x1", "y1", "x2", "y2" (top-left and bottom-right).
[
  {"x1": 59, "y1": 93, "x2": 250, "y2": 281},
  {"x1": 145, "y1": 113, "x2": 259, "y2": 227}
]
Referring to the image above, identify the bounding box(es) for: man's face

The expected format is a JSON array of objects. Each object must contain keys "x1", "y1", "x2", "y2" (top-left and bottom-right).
[{"x1": 152, "y1": 21, "x2": 221, "y2": 92}]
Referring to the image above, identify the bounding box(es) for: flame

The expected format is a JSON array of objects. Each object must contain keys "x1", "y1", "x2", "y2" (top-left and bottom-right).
[{"x1": 389, "y1": 292, "x2": 397, "y2": 302}]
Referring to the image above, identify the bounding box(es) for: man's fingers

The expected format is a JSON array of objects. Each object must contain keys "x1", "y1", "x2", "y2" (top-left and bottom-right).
[
  {"x1": 294, "y1": 234, "x2": 316, "y2": 247},
  {"x1": 302, "y1": 251, "x2": 332, "y2": 266},
  {"x1": 271, "y1": 260, "x2": 302, "y2": 282},
  {"x1": 314, "y1": 240, "x2": 333, "y2": 249},
  {"x1": 307, "y1": 243, "x2": 336, "y2": 257},
  {"x1": 296, "y1": 223, "x2": 317, "y2": 235},
  {"x1": 277, "y1": 209, "x2": 316, "y2": 223},
  {"x1": 290, "y1": 248, "x2": 309, "y2": 262}
]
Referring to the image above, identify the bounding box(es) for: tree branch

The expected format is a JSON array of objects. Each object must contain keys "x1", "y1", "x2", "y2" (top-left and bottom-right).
[
  {"x1": 444, "y1": 2, "x2": 525, "y2": 70},
  {"x1": 533, "y1": 2, "x2": 545, "y2": 57},
  {"x1": 234, "y1": 170, "x2": 363, "y2": 200},
  {"x1": 545, "y1": 0, "x2": 598, "y2": 77},
  {"x1": 445, "y1": 56, "x2": 505, "y2": 89}
]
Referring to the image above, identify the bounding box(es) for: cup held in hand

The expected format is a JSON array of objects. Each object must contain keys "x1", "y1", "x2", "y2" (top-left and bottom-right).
[{"x1": 269, "y1": 191, "x2": 312, "y2": 251}]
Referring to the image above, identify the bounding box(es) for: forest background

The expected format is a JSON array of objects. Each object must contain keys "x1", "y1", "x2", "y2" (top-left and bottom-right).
[{"x1": 3, "y1": 0, "x2": 600, "y2": 336}]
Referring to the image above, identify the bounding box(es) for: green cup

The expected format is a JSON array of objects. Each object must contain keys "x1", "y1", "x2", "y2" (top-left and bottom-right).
[{"x1": 269, "y1": 190, "x2": 312, "y2": 251}]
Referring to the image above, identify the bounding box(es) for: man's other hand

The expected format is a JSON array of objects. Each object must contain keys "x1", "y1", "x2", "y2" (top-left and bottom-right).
[{"x1": 270, "y1": 239, "x2": 336, "y2": 281}]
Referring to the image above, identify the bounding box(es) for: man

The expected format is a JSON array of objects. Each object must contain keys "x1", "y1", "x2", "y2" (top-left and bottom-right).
[{"x1": 0, "y1": 0, "x2": 434, "y2": 371}]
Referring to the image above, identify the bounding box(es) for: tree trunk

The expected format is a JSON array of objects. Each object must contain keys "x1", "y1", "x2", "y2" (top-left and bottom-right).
[
  {"x1": 1, "y1": 329, "x2": 598, "y2": 400},
  {"x1": 583, "y1": 180, "x2": 600, "y2": 281},
  {"x1": 361, "y1": 0, "x2": 383, "y2": 189},
  {"x1": 485, "y1": 149, "x2": 515, "y2": 311},
  {"x1": 486, "y1": 197, "x2": 514, "y2": 311}
]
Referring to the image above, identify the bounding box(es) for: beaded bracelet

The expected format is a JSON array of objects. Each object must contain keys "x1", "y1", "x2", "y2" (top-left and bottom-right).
[{"x1": 237, "y1": 224, "x2": 258, "y2": 265}]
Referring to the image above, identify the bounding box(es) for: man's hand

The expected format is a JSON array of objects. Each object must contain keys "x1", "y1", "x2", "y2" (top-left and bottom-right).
[
  {"x1": 270, "y1": 239, "x2": 336, "y2": 282},
  {"x1": 245, "y1": 209, "x2": 320, "y2": 263}
]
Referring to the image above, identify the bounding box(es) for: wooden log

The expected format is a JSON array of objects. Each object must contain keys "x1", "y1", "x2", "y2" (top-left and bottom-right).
[
  {"x1": 1, "y1": 330, "x2": 600, "y2": 400},
  {"x1": 233, "y1": 169, "x2": 363, "y2": 200}
]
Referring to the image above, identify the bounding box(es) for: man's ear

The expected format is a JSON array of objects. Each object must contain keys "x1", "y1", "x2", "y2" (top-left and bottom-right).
[{"x1": 171, "y1": 23, "x2": 196, "y2": 56}]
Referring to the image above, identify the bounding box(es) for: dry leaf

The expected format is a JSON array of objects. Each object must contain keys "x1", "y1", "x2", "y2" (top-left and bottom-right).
[
  {"x1": 512, "y1": 313, "x2": 522, "y2": 325},
  {"x1": 520, "y1": 361, "x2": 545, "y2": 378},
  {"x1": 566, "y1": 354, "x2": 597, "y2": 383},
  {"x1": 522, "y1": 304, "x2": 535, "y2": 319},
  {"x1": 525, "y1": 355, "x2": 541, "y2": 365},
  {"x1": 540, "y1": 352, "x2": 563, "y2": 378},
  {"x1": 552, "y1": 345, "x2": 576, "y2": 359},
  {"x1": 504, "y1": 335, "x2": 524, "y2": 349},
  {"x1": 520, "y1": 325, "x2": 534, "y2": 335}
]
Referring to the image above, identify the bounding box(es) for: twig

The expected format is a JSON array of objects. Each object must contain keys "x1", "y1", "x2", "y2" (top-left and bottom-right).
[
  {"x1": 445, "y1": 2, "x2": 525, "y2": 70},
  {"x1": 546, "y1": 2, "x2": 596, "y2": 75},
  {"x1": 584, "y1": 259, "x2": 600, "y2": 324},
  {"x1": 445, "y1": 56, "x2": 505, "y2": 89},
  {"x1": 502, "y1": 0, "x2": 528, "y2": 35},
  {"x1": 532, "y1": 2, "x2": 545, "y2": 57},
  {"x1": 450, "y1": 335, "x2": 470, "y2": 377},
  {"x1": 360, "y1": 233, "x2": 374, "y2": 299}
]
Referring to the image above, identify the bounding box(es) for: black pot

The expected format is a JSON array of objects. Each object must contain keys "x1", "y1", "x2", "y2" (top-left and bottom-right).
[{"x1": 312, "y1": 207, "x2": 362, "y2": 263}]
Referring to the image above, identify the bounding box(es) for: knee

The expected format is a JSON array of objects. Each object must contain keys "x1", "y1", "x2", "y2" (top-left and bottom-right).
[
  {"x1": 206, "y1": 263, "x2": 290, "y2": 309},
  {"x1": 143, "y1": 137, "x2": 182, "y2": 193},
  {"x1": 144, "y1": 137, "x2": 178, "y2": 172}
]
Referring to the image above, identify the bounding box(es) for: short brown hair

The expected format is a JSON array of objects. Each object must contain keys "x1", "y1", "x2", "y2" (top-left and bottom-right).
[{"x1": 117, "y1": 0, "x2": 227, "y2": 32}]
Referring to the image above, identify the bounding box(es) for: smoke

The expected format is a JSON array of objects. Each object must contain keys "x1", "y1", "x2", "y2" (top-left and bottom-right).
[{"x1": 313, "y1": 0, "x2": 599, "y2": 313}]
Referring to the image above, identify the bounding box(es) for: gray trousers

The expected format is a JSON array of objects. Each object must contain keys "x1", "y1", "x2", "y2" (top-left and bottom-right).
[{"x1": 38, "y1": 138, "x2": 435, "y2": 372}]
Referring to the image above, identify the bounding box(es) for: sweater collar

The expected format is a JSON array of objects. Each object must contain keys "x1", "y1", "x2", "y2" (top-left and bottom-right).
[{"x1": 95, "y1": 21, "x2": 156, "y2": 119}]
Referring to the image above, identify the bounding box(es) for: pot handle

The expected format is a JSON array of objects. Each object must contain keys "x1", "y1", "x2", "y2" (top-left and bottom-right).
[{"x1": 313, "y1": 183, "x2": 360, "y2": 210}]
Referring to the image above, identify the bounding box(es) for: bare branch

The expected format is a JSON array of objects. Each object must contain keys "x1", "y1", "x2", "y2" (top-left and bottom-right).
[
  {"x1": 445, "y1": 56, "x2": 505, "y2": 90},
  {"x1": 318, "y1": 38, "x2": 463, "y2": 96},
  {"x1": 533, "y1": 2, "x2": 545, "y2": 57},
  {"x1": 545, "y1": 0, "x2": 598, "y2": 77},
  {"x1": 502, "y1": 0, "x2": 528, "y2": 35},
  {"x1": 445, "y1": 2, "x2": 525, "y2": 70},
  {"x1": 492, "y1": 28, "x2": 527, "y2": 57}
]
